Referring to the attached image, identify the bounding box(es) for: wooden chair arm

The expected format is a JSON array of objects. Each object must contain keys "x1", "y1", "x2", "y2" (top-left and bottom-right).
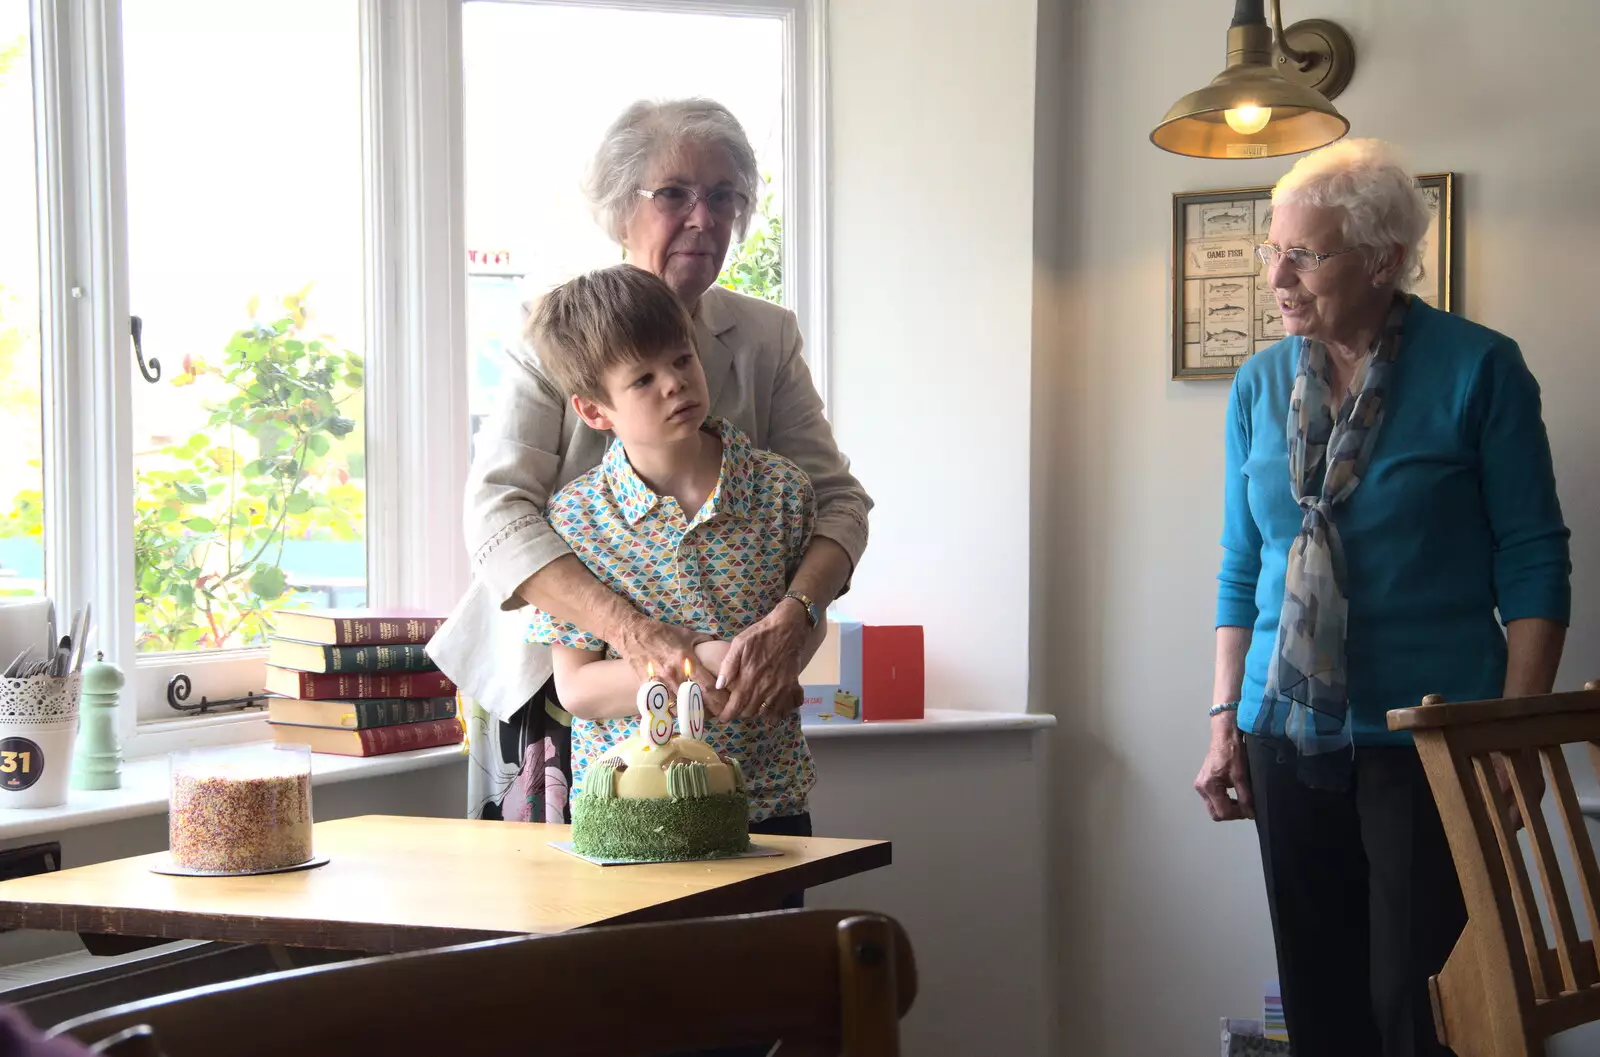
[{"x1": 1388, "y1": 682, "x2": 1600, "y2": 733}]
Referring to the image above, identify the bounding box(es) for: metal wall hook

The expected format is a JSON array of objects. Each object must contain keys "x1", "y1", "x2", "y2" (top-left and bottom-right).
[
  {"x1": 131, "y1": 315, "x2": 160, "y2": 383},
  {"x1": 166, "y1": 673, "x2": 266, "y2": 715}
]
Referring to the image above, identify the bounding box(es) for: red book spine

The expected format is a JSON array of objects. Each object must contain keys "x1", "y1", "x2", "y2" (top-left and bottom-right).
[
  {"x1": 356, "y1": 718, "x2": 464, "y2": 756},
  {"x1": 327, "y1": 615, "x2": 448, "y2": 645},
  {"x1": 295, "y1": 671, "x2": 457, "y2": 700}
]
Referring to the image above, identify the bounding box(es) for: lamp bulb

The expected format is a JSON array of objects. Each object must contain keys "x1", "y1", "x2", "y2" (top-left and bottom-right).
[{"x1": 1223, "y1": 105, "x2": 1272, "y2": 136}]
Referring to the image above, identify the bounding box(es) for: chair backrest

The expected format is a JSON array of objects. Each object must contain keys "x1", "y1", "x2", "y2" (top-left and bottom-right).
[
  {"x1": 1388, "y1": 681, "x2": 1600, "y2": 1057},
  {"x1": 49, "y1": 909, "x2": 917, "y2": 1057}
]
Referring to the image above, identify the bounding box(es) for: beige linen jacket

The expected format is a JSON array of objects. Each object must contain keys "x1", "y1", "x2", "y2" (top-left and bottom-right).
[{"x1": 427, "y1": 285, "x2": 872, "y2": 721}]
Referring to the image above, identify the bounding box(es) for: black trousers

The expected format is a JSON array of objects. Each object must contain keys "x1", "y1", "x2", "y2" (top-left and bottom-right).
[
  {"x1": 667, "y1": 812, "x2": 813, "y2": 1057},
  {"x1": 1246, "y1": 735, "x2": 1467, "y2": 1057},
  {"x1": 747, "y1": 811, "x2": 813, "y2": 910}
]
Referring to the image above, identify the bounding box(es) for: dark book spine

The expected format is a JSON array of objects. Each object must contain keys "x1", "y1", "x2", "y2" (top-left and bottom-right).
[
  {"x1": 354, "y1": 699, "x2": 404, "y2": 728},
  {"x1": 407, "y1": 697, "x2": 456, "y2": 724},
  {"x1": 357, "y1": 718, "x2": 464, "y2": 755},
  {"x1": 323, "y1": 643, "x2": 437, "y2": 673},
  {"x1": 353, "y1": 698, "x2": 455, "y2": 728}
]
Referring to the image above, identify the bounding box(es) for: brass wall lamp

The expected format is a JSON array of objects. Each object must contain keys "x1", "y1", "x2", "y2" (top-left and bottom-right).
[{"x1": 1151, "y1": 0, "x2": 1356, "y2": 159}]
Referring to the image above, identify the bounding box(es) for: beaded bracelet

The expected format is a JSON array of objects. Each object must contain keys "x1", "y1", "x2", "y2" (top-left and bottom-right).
[{"x1": 1208, "y1": 701, "x2": 1241, "y2": 718}]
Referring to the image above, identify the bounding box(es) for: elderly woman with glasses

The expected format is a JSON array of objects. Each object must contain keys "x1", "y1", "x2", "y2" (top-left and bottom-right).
[
  {"x1": 1193, "y1": 139, "x2": 1570, "y2": 1057},
  {"x1": 430, "y1": 98, "x2": 870, "y2": 827}
]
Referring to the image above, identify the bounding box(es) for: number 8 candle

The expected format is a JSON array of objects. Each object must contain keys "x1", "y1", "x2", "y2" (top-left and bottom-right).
[
  {"x1": 677, "y1": 659, "x2": 705, "y2": 741},
  {"x1": 637, "y1": 661, "x2": 673, "y2": 748}
]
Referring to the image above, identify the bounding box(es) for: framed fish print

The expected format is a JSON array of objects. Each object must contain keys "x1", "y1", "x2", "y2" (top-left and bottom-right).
[{"x1": 1170, "y1": 173, "x2": 1456, "y2": 381}]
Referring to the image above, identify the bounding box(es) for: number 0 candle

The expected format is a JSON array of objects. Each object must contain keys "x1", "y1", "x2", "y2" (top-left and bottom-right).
[{"x1": 677, "y1": 659, "x2": 705, "y2": 741}]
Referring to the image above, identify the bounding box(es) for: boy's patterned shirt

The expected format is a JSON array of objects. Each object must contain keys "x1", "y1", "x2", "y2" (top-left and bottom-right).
[{"x1": 527, "y1": 418, "x2": 816, "y2": 821}]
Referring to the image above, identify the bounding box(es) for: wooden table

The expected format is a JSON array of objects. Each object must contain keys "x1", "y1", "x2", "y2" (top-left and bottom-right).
[{"x1": 0, "y1": 816, "x2": 891, "y2": 954}]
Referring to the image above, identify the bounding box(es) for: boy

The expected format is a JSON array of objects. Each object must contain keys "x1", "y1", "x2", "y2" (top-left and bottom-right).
[{"x1": 524, "y1": 264, "x2": 823, "y2": 835}]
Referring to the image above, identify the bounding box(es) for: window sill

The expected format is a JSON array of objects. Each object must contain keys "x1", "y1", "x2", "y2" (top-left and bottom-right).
[
  {"x1": 799, "y1": 708, "x2": 1056, "y2": 740},
  {"x1": 0, "y1": 710, "x2": 1052, "y2": 842},
  {"x1": 125, "y1": 708, "x2": 277, "y2": 760},
  {"x1": 128, "y1": 705, "x2": 1056, "y2": 752},
  {"x1": 0, "y1": 744, "x2": 464, "y2": 842}
]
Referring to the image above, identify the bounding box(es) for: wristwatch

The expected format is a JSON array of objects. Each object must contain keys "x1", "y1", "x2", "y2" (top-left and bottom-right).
[{"x1": 783, "y1": 591, "x2": 822, "y2": 629}]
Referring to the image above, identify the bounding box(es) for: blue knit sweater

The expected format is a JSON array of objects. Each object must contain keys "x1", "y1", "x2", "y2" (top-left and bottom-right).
[{"x1": 1218, "y1": 299, "x2": 1570, "y2": 744}]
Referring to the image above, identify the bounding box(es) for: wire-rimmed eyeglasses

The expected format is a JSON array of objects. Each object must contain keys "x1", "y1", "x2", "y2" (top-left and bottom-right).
[
  {"x1": 1255, "y1": 243, "x2": 1361, "y2": 272},
  {"x1": 635, "y1": 185, "x2": 750, "y2": 221}
]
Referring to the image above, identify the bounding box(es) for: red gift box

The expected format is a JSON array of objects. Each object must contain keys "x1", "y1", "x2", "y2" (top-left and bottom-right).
[
  {"x1": 859, "y1": 625, "x2": 924, "y2": 721},
  {"x1": 800, "y1": 621, "x2": 924, "y2": 722}
]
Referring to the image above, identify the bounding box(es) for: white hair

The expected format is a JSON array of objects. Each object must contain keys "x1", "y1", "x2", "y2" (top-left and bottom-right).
[
  {"x1": 1272, "y1": 138, "x2": 1432, "y2": 291},
  {"x1": 583, "y1": 98, "x2": 761, "y2": 246}
]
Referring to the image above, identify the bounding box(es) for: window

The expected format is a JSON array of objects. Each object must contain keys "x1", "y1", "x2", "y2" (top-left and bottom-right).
[
  {"x1": 6, "y1": 0, "x2": 823, "y2": 743},
  {"x1": 0, "y1": 4, "x2": 44, "y2": 599},
  {"x1": 462, "y1": 0, "x2": 825, "y2": 444},
  {"x1": 123, "y1": 1, "x2": 369, "y2": 661},
  {"x1": 112, "y1": 0, "x2": 369, "y2": 723},
  {"x1": 13, "y1": 0, "x2": 382, "y2": 731}
]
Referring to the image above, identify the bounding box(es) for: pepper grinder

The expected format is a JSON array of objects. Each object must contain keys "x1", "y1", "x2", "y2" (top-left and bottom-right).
[{"x1": 73, "y1": 652, "x2": 124, "y2": 790}]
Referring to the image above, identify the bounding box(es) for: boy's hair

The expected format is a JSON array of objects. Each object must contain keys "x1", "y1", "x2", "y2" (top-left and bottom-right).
[{"x1": 527, "y1": 265, "x2": 697, "y2": 404}]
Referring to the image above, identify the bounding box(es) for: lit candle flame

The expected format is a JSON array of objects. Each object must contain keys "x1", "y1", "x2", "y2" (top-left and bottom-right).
[
  {"x1": 647, "y1": 661, "x2": 656, "y2": 681},
  {"x1": 683, "y1": 658, "x2": 694, "y2": 679}
]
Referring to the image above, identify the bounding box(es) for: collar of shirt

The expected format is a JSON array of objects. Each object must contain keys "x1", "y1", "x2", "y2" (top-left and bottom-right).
[
  {"x1": 694, "y1": 286, "x2": 738, "y2": 338},
  {"x1": 600, "y1": 417, "x2": 757, "y2": 527}
]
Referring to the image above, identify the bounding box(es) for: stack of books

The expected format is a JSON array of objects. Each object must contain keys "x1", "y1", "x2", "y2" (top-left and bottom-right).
[{"x1": 264, "y1": 609, "x2": 462, "y2": 757}]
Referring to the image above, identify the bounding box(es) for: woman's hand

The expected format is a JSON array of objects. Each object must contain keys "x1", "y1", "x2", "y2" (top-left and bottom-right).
[
  {"x1": 1490, "y1": 753, "x2": 1541, "y2": 833},
  {"x1": 1491, "y1": 619, "x2": 1565, "y2": 831},
  {"x1": 714, "y1": 600, "x2": 810, "y2": 720},
  {"x1": 1195, "y1": 712, "x2": 1255, "y2": 821},
  {"x1": 613, "y1": 614, "x2": 714, "y2": 696}
]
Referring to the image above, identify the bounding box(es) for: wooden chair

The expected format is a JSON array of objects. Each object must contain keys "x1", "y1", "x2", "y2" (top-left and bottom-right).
[
  {"x1": 48, "y1": 909, "x2": 917, "y2": 1057},
  {"x1": 1388, "y1": 680, "x2": 1600, "y2": 1057}
]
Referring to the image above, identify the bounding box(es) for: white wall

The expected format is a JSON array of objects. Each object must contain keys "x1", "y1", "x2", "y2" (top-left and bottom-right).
[
  {"x1": 1033, "y1": 1, "x2": 1600, "y2": 1054},
  {"x1": 828, "y1": 0, "x2": 1038, "y2": 712},
  {"x1": 809, "y1": 729, "x2": 1051, "y2": 1057}
]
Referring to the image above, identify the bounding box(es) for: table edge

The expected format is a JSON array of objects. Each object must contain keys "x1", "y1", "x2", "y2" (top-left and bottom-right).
[
  {"x1": 0, "y1": 837, "x2": 893, "y2": 953},
  {"x1": 0, "y1": 902, "x2": 512, "y2": 954},
  {"x1": 594, "y1": 840, "x2": 894, "y2": 927}
]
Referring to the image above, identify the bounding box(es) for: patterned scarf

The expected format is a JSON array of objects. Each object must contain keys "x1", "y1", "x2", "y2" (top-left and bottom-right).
[{"x1": 1251, "y1": 294, "x2": 1409, "y2": 787}]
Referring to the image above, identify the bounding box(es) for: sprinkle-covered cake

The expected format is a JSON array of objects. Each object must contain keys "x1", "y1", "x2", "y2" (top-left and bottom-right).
[
  {"x1": 168, "y1": 744, "x2": 314, "y2": 873},
  {"x1": 570, "y1": 670, "x2": 749, "y2": 861}
]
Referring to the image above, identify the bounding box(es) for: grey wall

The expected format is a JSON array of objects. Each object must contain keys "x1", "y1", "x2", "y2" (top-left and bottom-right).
[
  {"x1": 1032, "y1": 1, "x2": 1600, "y2": 1053},
  {"x1": 829, "y1": 0, "x2": 1038, "y2": 712},
  {"x1": 808, "y1": 729, "x2": 1051, "y2": 1057}
]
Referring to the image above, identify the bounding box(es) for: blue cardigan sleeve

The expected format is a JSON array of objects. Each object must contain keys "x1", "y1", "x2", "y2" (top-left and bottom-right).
[
  {"x1": 1217, "y1": 376, "x2": 1263, "y2": 628},
  {"x1": 1468, "y1": 339, "x2": 1571, "y2": 624}
]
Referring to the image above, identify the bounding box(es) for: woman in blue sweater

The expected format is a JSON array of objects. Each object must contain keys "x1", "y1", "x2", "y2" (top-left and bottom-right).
[{"x1": 1194, "y1": 140, "x2": 1570, "y2": 1057}]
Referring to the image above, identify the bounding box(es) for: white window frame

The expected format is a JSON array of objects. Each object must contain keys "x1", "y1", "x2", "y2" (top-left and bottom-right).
[
  {"x1": 27, "y1": 0, "x2": 469, "y2": 754},
  {"x1": 24, "y1": 0, "x2": 825, "y2": 756},
  {"x1": 465, "y1": 0, "x2": 831, "y2": 403}
]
